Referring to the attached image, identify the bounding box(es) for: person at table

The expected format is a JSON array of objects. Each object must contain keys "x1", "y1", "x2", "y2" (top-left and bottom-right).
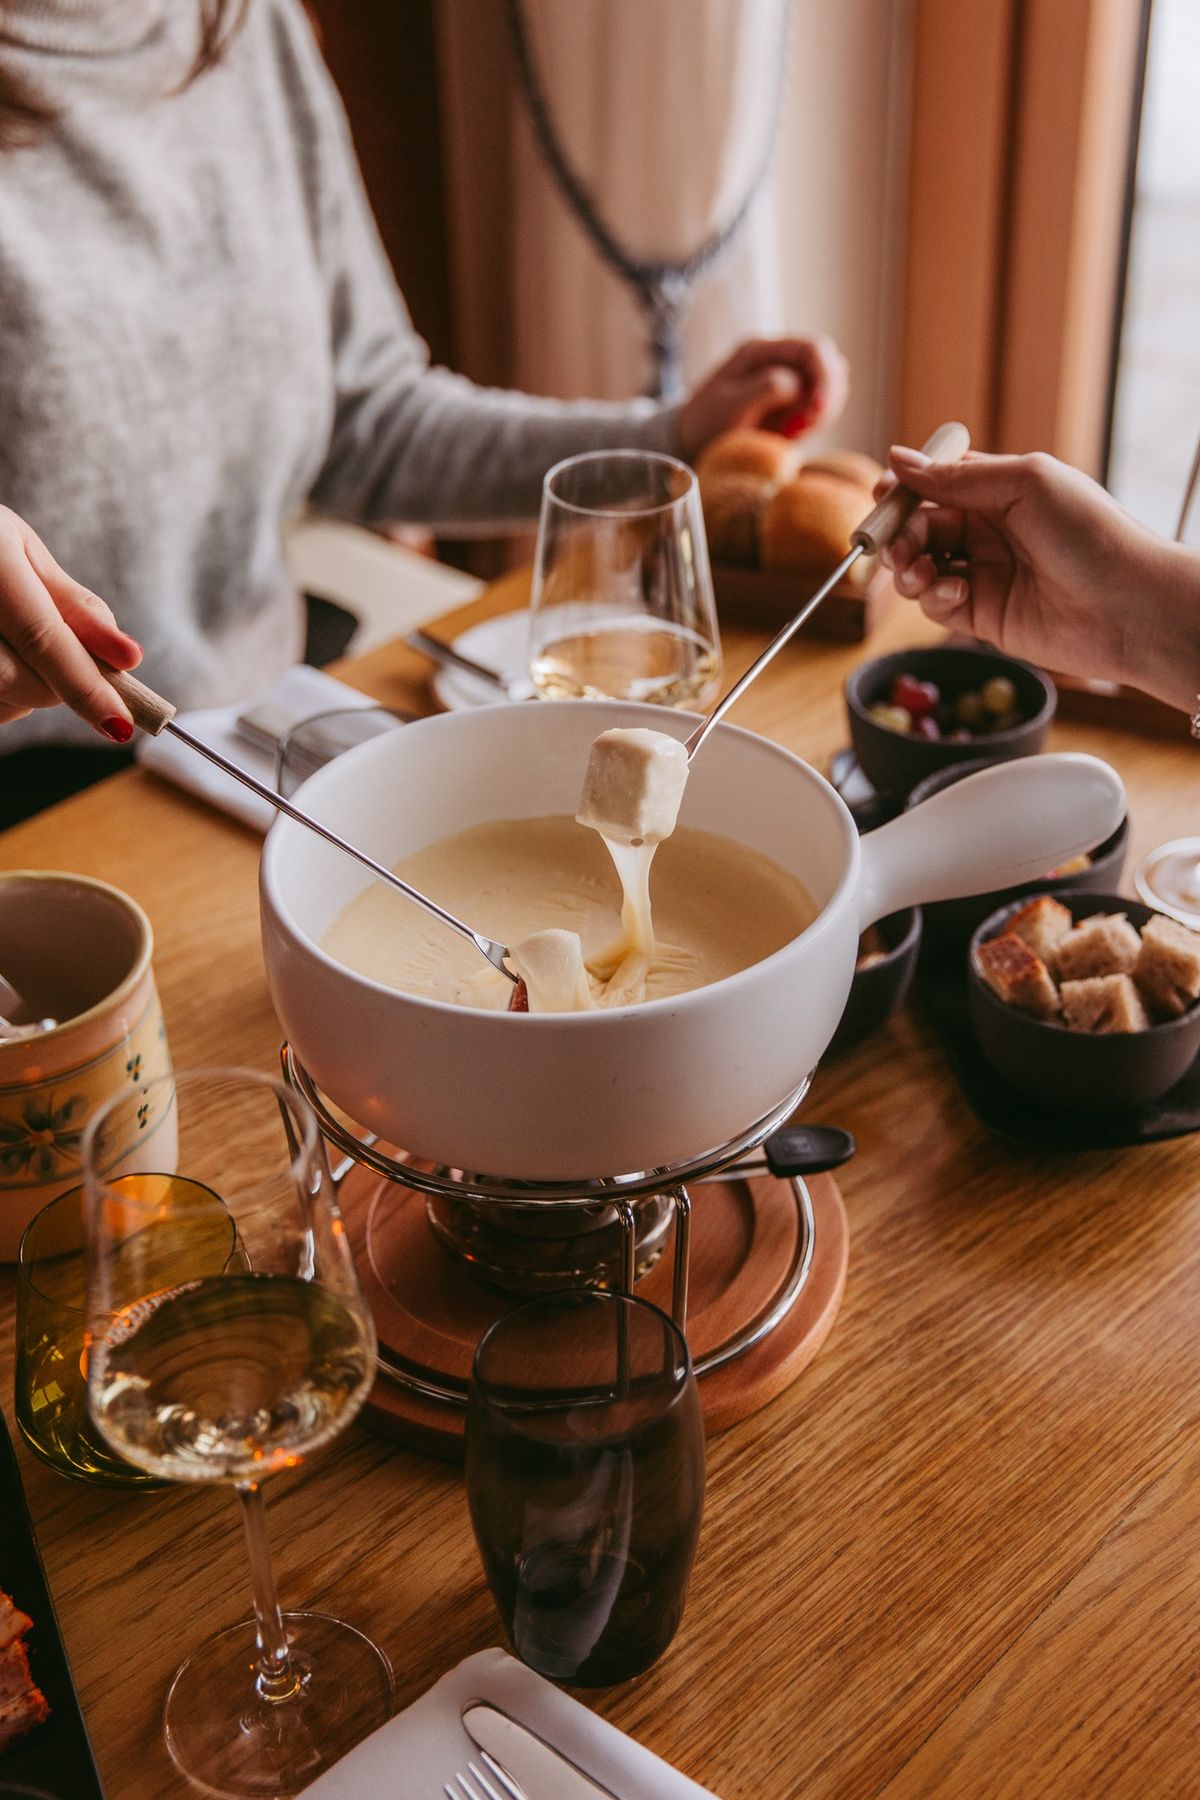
[
  {"x1": 0, "y1": 0, "x2": 848, "y2": 820},
  {"x1": 878, "y1": 446, "x2": 1200, "y2": 719}
]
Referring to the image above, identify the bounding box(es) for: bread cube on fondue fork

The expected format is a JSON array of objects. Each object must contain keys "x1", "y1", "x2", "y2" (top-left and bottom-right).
[
  {"x1": 509, "y1": 928, "x2": 594, "y2": 1013},
  {"x1": 577, "y1": 727, "x2": 690, "y2": 972},
  {"x1": 577, "y1": 728, "x2": 690, "y2": 847}
]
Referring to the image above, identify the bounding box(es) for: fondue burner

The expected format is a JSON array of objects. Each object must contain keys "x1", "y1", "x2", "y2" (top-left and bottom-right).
[{"x1": 281, "y1": 1045, "x2": 850, "y2": 1459}]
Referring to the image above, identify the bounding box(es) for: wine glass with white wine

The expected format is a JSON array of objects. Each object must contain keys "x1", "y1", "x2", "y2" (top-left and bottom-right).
[
  {"x1": 83, "y1": 1067, "x2": 391, "y2": 1799},
  {"x1": 529, "y1": 450, "x2": 722, "y2": 707}
]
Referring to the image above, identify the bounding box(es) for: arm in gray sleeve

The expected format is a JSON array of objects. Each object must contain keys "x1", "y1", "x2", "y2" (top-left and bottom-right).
[{"x1": 301, "y1": 28, "x2": 679, "y2": 530}]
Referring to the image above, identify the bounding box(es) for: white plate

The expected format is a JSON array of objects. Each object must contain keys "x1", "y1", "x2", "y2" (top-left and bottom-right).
[{"x1": 431, "y1": 610, "x2": 534, "y2": 711}]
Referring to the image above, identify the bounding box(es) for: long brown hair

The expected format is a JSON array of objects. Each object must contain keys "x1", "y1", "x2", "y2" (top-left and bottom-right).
[{"x1": 0, "y1": 0, "x2": 249, "y2": 144}]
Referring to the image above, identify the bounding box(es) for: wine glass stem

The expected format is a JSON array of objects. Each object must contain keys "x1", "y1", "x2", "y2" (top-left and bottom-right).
[{"x1": 236, "y1": 1480, "x2": 301, "y2": 1704}]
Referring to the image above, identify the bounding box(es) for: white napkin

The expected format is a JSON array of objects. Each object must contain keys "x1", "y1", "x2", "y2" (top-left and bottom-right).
[
  {"x1": 135, "y1": 666, "x2": 374, "y2": 832},
  {"x1": 301, "y1": 1646, "x2": 719, "y2": 1799}
]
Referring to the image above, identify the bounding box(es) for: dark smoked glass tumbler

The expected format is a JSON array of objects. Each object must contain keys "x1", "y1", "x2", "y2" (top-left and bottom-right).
[{"x1": 465, "y1": 1291, "x2": 705, "y2": 1685}]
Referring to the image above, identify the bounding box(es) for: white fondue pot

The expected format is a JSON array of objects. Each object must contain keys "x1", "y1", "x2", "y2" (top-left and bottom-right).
[{"x1": 259, "y1": 701, "x2": 1123, "y2": 1180}]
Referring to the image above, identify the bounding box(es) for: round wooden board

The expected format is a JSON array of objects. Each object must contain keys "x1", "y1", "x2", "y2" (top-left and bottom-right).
[{"x1": 341, "y1": 1164, "x2": 848, "y2": 1461}]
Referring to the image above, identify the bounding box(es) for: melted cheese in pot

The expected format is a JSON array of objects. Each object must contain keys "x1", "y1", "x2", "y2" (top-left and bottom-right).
[{"x1": 322, "y1": 816, "x2": 815, "y2": 1013}]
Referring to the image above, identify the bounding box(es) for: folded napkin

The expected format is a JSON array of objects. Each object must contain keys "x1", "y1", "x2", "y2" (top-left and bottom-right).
[
  {"x1": 301, "y1": 1646, "x2": 719, "y2": 1799},
  {"x1": 135, "y1": 665, "x2": 374, "y2": 832}
]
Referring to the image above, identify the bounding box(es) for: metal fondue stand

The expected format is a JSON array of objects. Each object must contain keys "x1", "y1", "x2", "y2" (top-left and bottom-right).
[{"x1": 279, "y1": 1045, "x2": 846, "y2": 1421}]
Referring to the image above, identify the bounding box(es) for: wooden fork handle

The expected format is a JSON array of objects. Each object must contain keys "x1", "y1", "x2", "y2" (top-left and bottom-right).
[
  {"x1": 851, "y1": 421, "x2": 970, "y2": 555},
  {"x1": 96, "y1": 663, "x2": 177, "y2": 736}
]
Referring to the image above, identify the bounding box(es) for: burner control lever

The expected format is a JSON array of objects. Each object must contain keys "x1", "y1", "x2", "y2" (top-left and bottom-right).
[{"x1": 764, "y1": 1125, "x2": 856, "y2": 1179}]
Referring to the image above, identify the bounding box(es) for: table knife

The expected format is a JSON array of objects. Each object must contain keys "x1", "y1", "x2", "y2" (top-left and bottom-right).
[
  {"x1": 405, "y1": 630, "x2": 534, "y2": 700},
  {"x1": 462, "y1": 1704, "x2": 619, "y2": 1800}
]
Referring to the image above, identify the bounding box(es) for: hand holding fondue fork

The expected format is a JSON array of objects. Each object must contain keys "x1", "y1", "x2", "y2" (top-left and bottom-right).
[
  {"x1": 572, "y1": 423, "x2": 971, "y2": 981},
  {"x1": 93, "y1": 660, "x2": 525, "y2": 989}
]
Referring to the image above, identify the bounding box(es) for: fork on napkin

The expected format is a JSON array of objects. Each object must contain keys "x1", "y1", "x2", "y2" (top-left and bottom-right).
[
  {"x1": 298, "y1": 1647, "x2": 719, "y2": 1799},
  {"x1": 134, "y1": 665, "x2": 377, "y2": 832}
]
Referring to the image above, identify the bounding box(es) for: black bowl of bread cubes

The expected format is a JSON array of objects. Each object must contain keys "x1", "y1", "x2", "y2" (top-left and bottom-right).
[
  {"x1": 907, "y1": 756, "x2": 1129, "y2": 955},
  {"x1": 969, "y1": 893, "x2": 1200, "y2": 1110},
  {"x1": 846, "y1": 644, "x2": 1055, "y2": 801}
]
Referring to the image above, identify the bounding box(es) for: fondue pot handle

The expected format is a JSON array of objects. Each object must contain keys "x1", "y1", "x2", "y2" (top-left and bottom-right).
[{"x1": 856, "y1": 753, "x2": 1126, "y2": 929}]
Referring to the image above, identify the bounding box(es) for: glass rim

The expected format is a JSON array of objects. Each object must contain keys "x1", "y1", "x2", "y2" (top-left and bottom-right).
[
  {"x1": 274, "y1": 703, "x2": 414, "y2": 791},
  {"x1": 17, "y1": 1173, "x2": 237, "y2": 1311},
  {"x1": 276, "y1": 701, "x2": 414, "y2": 753},
  {"x1": 80, "y1": 1065, "x2": 320, "y2": 1206},
  {"x1": 472, "y1": 1288, "x2": 693, "y2": 1398},
  {"x1": 0, "y1": 871, "x2": 154, "y2": 1048},
  {"x1": 18, "y1": 1180, "x2": 89, "y2": 1307},
  {"x1": 540, "y1": 448, "x2": 699, "y2": 520}
]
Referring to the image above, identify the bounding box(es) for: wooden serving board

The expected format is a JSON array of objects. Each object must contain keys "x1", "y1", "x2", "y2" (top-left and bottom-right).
[
  {"x1": 340, "y1": 1164, "x2": 849, "y2": 1461},
  {"x1": 712, "y1": 558, "x2": 898, "y2": 640},
  {"x1": 1049, "y1": 669, "x2": 1186, "y2": 738}
]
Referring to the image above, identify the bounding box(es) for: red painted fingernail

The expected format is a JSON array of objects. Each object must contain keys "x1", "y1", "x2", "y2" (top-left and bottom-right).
[
  {"x1": 763, "y1": 405, "x2": 813, "y2": 439},
  {"x1": 101, "y1": 716, "x2": 133, "y2": 743}
]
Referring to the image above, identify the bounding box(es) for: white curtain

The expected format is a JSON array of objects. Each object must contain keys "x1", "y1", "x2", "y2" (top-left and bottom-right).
[
  {"x1": 438, "y1": 0, "x2": 912, "y2": 453},
  {"x1": 508, "y1": 0, "x2": 789, "y2": 397}
]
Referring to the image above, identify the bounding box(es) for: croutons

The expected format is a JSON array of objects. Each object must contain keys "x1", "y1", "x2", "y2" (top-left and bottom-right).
[
  {"x1": 1060, "y1": 974, "x2": 1150, "y2": 1034},
  {"x1": 975, "y1": 933, "x2": 1060, "y2": 1020},
  {"x1": 1054, "y1": 912, "x2": 1141, "y2": 981},
  {"x1": 979, "y1": 904, "x2": 1200, "y2": 1037},
  {"x1": 1008, "y1": 895, "x2": 1073, "y2": 967},
  {"x1": 1133, "y1": 913, "x2": 1200, "y2": 1019}
]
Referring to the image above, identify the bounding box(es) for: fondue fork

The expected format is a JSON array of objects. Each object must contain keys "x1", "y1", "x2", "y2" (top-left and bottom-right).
[
  {"x1": 683, "y1": 420, "x2": 970, "y2": 761},
  {"x1": 95, "y1": 670, "x2": 521, "y2": 986}
]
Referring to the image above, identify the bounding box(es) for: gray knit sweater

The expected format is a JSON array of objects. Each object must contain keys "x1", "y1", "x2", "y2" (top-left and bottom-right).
[{"x1": 0, "y1": 0, "x2": 677, "y2": 746}]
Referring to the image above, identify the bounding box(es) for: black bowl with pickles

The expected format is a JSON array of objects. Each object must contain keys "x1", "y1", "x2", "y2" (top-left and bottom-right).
[{"x1": 845, "y1": 644, "x2": 1055, "y2": 801}]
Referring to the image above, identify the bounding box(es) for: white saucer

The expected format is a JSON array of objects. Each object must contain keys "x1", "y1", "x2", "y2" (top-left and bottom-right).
[{"x1": 431, "y1": 610, "x2": 534, "y2": 711}]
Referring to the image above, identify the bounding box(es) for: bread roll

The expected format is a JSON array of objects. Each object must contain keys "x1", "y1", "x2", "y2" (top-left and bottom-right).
[
  {"x1": 699, "y1": 470, "x2": 771, "y2": 565},
  {"x1": 695, "y1": 428, "x2": 800, "y2": 485},
  {"x1": 800, "y1": 448, "x2": 884, "y2": 491},
  {"x1": 760, "y1": 471, "x2": 868, "y2": 572}
]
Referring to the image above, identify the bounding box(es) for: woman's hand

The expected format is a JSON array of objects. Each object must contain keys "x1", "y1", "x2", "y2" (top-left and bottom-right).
[
  {"x1": 678, "y1": 335, "x2": 850, "y2": 461},
  {"x1": 0, "y1": 507, "x2": 140, "y2": 738},
  {"x1": 879, "y1": 447, "x2": 1200, "y2": 713}
]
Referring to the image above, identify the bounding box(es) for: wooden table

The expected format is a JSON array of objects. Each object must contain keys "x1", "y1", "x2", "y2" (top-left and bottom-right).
[{"x1": 2, "y1": 578, "x2": 1198, "y2": 1800}]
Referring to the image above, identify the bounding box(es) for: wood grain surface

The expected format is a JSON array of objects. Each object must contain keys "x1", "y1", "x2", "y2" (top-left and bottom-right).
[{"x1": 2, "y1": 578, "x2": 1199, "y2": 1800}]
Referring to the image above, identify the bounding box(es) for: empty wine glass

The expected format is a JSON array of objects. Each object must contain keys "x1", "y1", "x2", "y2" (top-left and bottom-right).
[
  {"x1": 83, "y1": 1068, "x2": 391, "y2": 1799},
  {"x1": 529, "y1": 450, "x2": 722, "y2": 708}
]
